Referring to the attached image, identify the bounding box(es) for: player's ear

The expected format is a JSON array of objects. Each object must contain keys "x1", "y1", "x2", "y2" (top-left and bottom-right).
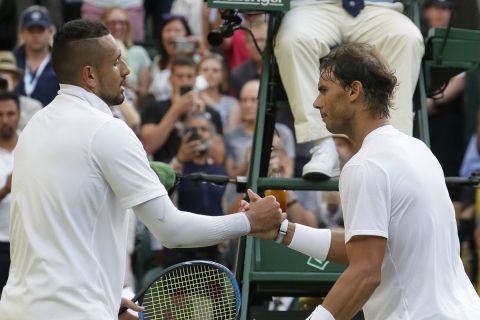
[
  {"x1": 348, "y1": 80, "x2": 363, "y2": 102},
  {"x1": 82, "y1": 65, "x2": 97, "y2": 89}
]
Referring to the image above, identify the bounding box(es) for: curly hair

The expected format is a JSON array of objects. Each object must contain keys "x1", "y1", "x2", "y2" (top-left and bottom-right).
[{"x1": 320, "y1": 43, "x2": 397, "y2": 118}]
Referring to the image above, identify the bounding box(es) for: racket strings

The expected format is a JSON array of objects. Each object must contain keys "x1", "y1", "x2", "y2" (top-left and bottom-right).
[{"x1": 142, "y1": 264, "x2": 237, "y2": 320}]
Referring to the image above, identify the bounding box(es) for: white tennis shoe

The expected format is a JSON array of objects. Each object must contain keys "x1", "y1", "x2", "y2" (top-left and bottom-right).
[{"x1": 302, "y1": 137, "x2": 340, "y2": 180}]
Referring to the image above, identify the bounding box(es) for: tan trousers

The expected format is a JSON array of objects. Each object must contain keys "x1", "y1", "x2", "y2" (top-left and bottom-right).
[{"x1": 275, "y1": 2, "x2": 425, "y2": 142}]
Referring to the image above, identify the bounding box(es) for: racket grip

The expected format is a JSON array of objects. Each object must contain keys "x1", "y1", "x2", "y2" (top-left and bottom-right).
[{"x1": 118, "y1": 306, "x2": 128, "y2": 316}]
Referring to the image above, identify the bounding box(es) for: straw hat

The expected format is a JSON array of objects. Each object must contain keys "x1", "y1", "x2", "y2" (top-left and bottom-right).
[{"x1": 0, "y1": 51, "x2": 23, "y2": 77}]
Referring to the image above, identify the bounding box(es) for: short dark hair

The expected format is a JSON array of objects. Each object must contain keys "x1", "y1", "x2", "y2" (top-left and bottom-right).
[
  {"x1": 157, "y1": 15, "x2": 192, "y2": 70},
  {"x1": 0, "y1": 90, "x2": 20, "y2": 111},
  {"x1": 170, "y1": 55, "x2": 196, "y2": 72},
  {"x1": 52, "y1": 19, "x2": 110, "y2": 83},
  {"x1": 320, "y1": 43, "x2": 397, "y2": 118}
]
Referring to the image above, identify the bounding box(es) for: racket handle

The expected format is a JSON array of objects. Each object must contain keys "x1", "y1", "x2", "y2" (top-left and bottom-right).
[{"x1": 118, "y1": 306, "x2": 128, "y2": 316}]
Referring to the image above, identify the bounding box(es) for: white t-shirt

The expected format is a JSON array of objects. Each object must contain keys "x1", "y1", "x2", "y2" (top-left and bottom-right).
[
  {"x1": 340, "y1": 125, "x2": 480, "y2": 320},
  {"x1": 0, "y1": 85, "x2": 167, "y2": 319},
  {"x1": 0, "y1": 147, "x2": 13, "y2": 242}
]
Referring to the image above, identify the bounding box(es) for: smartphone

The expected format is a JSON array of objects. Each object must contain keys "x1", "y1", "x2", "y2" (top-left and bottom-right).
[
  {"x1": 179, "y1": 85, "x2": 193, "y2": 96},
  {"x1": 187, "y1": 127, "x2": 200, "y2": 142},
  {"x1": 174, "y1": 37, "x2": 196, "y2": 54}
]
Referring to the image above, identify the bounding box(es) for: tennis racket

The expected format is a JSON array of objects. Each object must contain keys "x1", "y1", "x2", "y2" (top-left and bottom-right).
[{"x1": 120, "y1": 260, "x2": 241, "y2": 320}]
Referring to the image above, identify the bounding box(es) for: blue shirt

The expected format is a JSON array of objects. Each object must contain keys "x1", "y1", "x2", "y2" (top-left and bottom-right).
[
  {"x1": 13, "y1": 46, "x2": 59, "y2": 107},
  {"x1": 177, "y1": 162, "x2": 227, "y2": 216},
  {"x1": 460, "y1": 135, "x2": 480, "y2": 177}
]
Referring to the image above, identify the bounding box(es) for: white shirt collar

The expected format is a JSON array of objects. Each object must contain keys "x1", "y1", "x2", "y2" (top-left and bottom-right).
[{"x1": 58, "y1": 84, "x2": 112, "y2": 116}]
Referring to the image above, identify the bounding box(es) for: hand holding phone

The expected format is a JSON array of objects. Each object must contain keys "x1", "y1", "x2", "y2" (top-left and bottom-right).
[
  {"x1": 187, "y1": 127, "x2": 200, "y2": 142},
  {"x1": 174, "y1": 37, "x2": 196, "y2": 54},
  {"x1": 179, "y1": 85, "x2": 193, "y2": 96}
]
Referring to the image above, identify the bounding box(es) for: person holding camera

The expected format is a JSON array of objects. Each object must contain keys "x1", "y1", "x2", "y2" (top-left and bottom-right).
[
  {"x1": 140, "y1": 55, "x2": 225, "y2": 166},
  {"x1": 148, "y1": 14, "x2": 205, "y2": 102},
  {"x1": 156, "y1": 111, "x2": 229, "y2": 268}
]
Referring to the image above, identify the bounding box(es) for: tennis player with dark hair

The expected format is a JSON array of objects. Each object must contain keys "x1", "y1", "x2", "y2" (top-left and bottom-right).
[
  {"x1": 260, "y1": 43, "x2": 480, "y2": 319},
  {"x1": 0, "y1": 20, "x2": 284, "y2": 320}
]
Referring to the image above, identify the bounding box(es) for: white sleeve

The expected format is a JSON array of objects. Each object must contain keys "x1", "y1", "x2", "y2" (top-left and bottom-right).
[
  {"x1": 339, "y1": 162, "x2": 390, "y2": 243},
  {"x1": 133, "y1": 195, "x2": 251, "y2": 248}
]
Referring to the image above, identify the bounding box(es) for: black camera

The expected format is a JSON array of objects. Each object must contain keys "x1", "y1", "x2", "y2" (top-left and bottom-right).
[
  {"x1": 179, "y1": 85, "x2": 193, "y2": 96},
  {"x1": 0, "y1": 76, "x2": 8, "y2": 91},
  {"x1": 186, "y1": 126, "x2": 200, "y2": 142},
  {"x1": 207, "y1": 9, "x2": 242, "y2": 46}
]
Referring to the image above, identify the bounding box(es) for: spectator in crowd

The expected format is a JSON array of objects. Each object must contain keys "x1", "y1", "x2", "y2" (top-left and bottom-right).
[
  {"x1": 0, "y1": 91, "x2": 20, "y2": 296},
  {"x1": 224, "y1": 80, "x2": 295, "y2": 210},
  {"x1": 274, "y1": 0, "x2": 424, "y2": 180},
  {"x1": 141, "y1": 55, "x2": 224, "y2": 165},
  {"x1": 82, "y1": 0, "x2": 145, "y2": 42},
  {"x1": 170, "y1": 0, "x2": 205, "y2": 39},
  {"x1": 269, "y1": 130, "x2": 318, "y2": 228},
  {"x1": 198, "y1": 53, "x2": 240, "y2": 131},
  {"x1": 14, "y1": 5, "x2": 59, "y2": 107},
  {"x1": 148, "y1": 14, "x2": 192, "y2": 102},
  {"x1": 16, "y1": 0, "x2": 64, "y2": 30},
  {"x1": 224, "y1": 80, "x2": 260, "y2": 179},
  {"x1": 101, "y1": 7, "x2": 151, "y2": 99},
  {"x1": 423, "y1": 0, "x2": 462, "y2": 203},
  {"x1": 230, "y1": 19, "x2": 267, "y2": 97},
  {"x1": 0, "y1": 51, "x2": 42, "y2": 130},
  {"x1": 144, "y1": 0, "x2": 174, "y2": 40},
  {"x1": 158, "y1": 112, "x2": 229, "y2": 268},
  {"x1": 423, "y1": 0, "x2": 453, "y2": 34}
]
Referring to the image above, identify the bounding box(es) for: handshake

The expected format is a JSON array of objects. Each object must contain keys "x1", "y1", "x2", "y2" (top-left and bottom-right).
[
  {"x1": 241, "y1": 189, "x2": 288, "y2": 241},
  {"x1": 150, "y1": 161, "x2": 287, "y2": 241}
]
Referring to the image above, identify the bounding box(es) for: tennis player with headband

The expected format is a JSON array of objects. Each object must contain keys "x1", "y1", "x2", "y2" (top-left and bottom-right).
[
  {"x1": 0, "y1": 20, "x2": 285, "y2": 320},
  {"x1": 247, "y1": 43, "x2": 480, "y2": 319}
]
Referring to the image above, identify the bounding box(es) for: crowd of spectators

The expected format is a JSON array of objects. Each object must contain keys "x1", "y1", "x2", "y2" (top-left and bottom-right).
[{"x1": 0, "y1": 0, "x2": 479, "y2": 302}]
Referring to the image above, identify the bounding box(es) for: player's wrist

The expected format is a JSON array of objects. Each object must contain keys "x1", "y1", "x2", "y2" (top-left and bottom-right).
[
  {"x1": 308, "y1": 305, "x2": 335, "y2": 320},
  {"x1": 288, "y1": 225, "x2": 331, "y2": 261},
  {"x1": 274, "y1": 219, "x2": 289, "y2": 243},
  {"x1": 282, "y1": 222, "x2": 295, "y2": 246}
]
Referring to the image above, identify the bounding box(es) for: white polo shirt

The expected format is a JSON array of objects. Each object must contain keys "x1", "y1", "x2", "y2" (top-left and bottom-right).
[
  {"x1": 340, "y1": 125, "x2": 480, "y2": 320},
  {"x1": 0, "y1": 85, "x2": 167, "y2": 319}
]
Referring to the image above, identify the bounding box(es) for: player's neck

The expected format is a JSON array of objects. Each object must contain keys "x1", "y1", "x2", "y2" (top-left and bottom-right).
[{"x1": 350, "y1": 116, "x2": 388, "y2": 152}]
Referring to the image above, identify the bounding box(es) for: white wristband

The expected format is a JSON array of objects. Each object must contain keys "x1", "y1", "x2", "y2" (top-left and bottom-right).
[
  {"x1": 307, "y1": 305, "x2": 335, "y2": 320},
  {"x1": 288, "y1": 224, "x2": 331, "y2": 261}
]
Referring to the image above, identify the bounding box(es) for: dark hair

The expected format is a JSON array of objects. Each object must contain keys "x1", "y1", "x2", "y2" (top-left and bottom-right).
[
  {"x1": 170, "y1": 55, "x2": 196, "y2": 72},
  {"x1": 157, "y1": 15, "x2": 192, "y2": 70},
  {"x1": 0, "y1": 90, "x2": 20, "y2": 111},
  {"x1": 184, "y1": 111, "x2": 214, "y2": 133},
  {"x1": 52, "y1": 19, "x2": 110, "y2": 82},
  {"x1": 320, "y1": 43, "x2": 397, "y2": 118}
]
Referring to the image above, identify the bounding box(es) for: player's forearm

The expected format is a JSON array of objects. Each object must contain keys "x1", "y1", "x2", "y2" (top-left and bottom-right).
[
  {"x1": 133, "y1": 195, "x2": 250, "y2": 248},
  {"x1": 321, "y1": 265, "x2": 380, "y2": 320}
]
